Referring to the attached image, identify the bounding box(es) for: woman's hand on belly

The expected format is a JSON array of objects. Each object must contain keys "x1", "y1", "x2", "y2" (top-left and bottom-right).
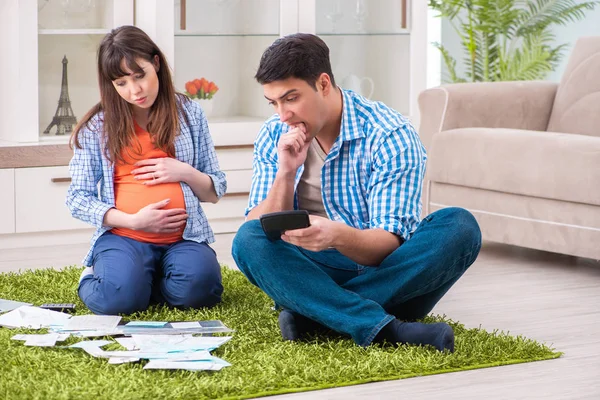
[
  {"x1": 132, "y1": 157, "x2": 192, "y2": 185},
  {"x1": 132, "y1": 198, "x2": 188, "y2": 233}
]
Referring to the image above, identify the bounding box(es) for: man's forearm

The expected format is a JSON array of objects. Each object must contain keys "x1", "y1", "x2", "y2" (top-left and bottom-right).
[
  {"x1": 247, "y1": 171, "x2": 296, "y2": 220},
  {"x1": 332, "y1": 224, "x2": 402, "y2": 266}
]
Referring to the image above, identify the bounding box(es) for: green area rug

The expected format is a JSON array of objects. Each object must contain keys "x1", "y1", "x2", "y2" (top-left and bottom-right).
[{"x1": 0, "y1": 266, "x2": 560, "y2": 400}]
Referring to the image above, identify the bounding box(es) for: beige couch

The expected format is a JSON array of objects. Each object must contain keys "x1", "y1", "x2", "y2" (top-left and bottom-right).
[{"x1": 418, "y1": 36, "x2": 600, "y2": 260}]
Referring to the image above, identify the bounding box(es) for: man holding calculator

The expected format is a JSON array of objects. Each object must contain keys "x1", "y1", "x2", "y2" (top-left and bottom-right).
[{"x1": 232, "y1": 33, "x2": 482, "y2": 352}]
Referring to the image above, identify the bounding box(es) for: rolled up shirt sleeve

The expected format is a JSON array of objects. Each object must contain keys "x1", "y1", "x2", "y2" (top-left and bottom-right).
[
  {"x1": 245, "y1": 121, "x2": 280, "y2": 216},
  {"x1": 66, "y1": 117, "x2": 113, "y2": 228},
  {"x1": 368, "y1": 124, "x2": 426, "y2": 240}
]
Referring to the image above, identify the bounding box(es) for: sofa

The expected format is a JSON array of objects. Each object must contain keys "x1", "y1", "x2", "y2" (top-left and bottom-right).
[{"x1": 418, "y1": 36, "x2": 600, "y2": 260}]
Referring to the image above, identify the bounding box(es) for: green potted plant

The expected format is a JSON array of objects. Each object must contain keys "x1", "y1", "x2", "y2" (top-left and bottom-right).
[{"x1": 429, "y1": 0, "x2": 599, "y2": 82}]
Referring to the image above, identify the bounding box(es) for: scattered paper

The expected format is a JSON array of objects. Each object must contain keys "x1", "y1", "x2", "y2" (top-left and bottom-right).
[
  {"x1": 131, "y1": 335, "x2": 232, "y2": 352},
  {"x1": 0, "y1": 306, "x2": 71, "y2": 329},
  {"x1": 169, "y1": 322, "x2": 200, "y2": 329},
  {"x1": 108, "y1": 357, "x2": 140, "y2": 364},
  {"x1": 79, "y1": 346, "x2": 213, "y2": 361},
  {"x1": 125, "y1": 321, "x2": 167, "y2": 328},
  {"x1": 69, "y1": 329, "x2": 123, "y2": 338},
  {"x1": 0, "y1": 299, "x2": 32, "y2": 313},
  {"x1": 3, "y1": 316, "x2": 233, "y2": 371},
  {"x1": 24, "y1": 333, "x2": 61, "y2": 347},
  {"x1": 143, "y1": 358, "x2": 231, "y2": 371},
  {"x1": 63, "y1": 315, "x2": 121, "y2": 331},
  {"x1": 68, "y1": 340, "x2": 113, "y2": 349},
  {"x1": 115, "y1": 337, "x2": 137, "y2": 350},
  {"x1": 11, "y1": 333, "x2": 70, "y2": 347}
]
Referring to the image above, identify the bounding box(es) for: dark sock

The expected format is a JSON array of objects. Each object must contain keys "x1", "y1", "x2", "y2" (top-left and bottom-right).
[
  {"x1": 278, "y1": 310, "x2": 300, "y2": 341},
  {"x1": 374, "y1": 319, "x2": 455, "y2": 352},
  {"x1": 278, "y1": 310, "x2": 330, "y2": 341}
]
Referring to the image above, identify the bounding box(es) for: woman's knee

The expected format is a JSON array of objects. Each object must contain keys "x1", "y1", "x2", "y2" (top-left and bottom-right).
[
  {"x1": 164, "y1": 262, "x2": 224, "y2": 309},
  {"x1": 80, "y1": 278, "x2": 151, "y2": 315}
]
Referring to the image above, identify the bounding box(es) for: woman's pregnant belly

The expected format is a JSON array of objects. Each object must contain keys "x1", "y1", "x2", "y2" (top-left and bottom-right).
[{"x1": 111, "y1": 179, "x2": 187, "y2": 244}]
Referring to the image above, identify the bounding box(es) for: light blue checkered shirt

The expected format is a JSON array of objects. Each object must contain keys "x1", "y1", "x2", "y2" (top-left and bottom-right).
[
  {"x1": 67, "y1": 99, "x2": 226, "y2": 266},
  {"x1": 247, "y1": 89, "x2": 426, "y2": 240}
]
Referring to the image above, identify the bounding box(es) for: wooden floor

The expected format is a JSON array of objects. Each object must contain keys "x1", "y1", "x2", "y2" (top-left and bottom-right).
[{"x1": 1, "y1": 235, "x2": 599, "y2": 399}]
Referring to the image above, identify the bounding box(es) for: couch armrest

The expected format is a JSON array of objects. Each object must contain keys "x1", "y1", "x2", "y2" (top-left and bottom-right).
[{"x1": 418, "y1": 81, "x2": 558, "y2": 151}]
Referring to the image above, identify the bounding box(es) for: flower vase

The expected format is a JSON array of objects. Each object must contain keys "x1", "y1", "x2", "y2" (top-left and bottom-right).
[{"x1": 193, "y1": 98, "x2": 214, "y2": 118}]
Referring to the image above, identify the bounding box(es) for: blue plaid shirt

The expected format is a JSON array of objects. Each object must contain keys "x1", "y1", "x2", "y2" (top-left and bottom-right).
[
  {"x1": 67, "y1": 100, "x2": 226, "y2": 266},
  {"x1": 247, "y1": 89, "x2": 426, "y2": 240}
]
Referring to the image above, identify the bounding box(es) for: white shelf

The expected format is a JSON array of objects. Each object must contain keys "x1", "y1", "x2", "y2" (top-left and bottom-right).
[
  {"x1": 208, "y1": 116, "x2": 263, "y2": 146},
  {"x1": 38, "y1": 29, "x2": 111, "y2": 35},
  {"x1": 174, "y1": 32, "x2": 279, "y2": 37},
  {"x1": 39, "y1": 135, "x2": 71, "y2": 144}
]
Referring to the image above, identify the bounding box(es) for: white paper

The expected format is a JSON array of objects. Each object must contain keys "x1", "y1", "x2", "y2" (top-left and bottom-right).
[
  {"x1": 24, "y1": 333, "x2": 61, "y2": 347},
  {"x1": 169, "y1": 322, "x2": 200, "y2": 329},
  {"x1": 12, "y1": 333, "x2": 70, "y2": 344},
  {"x1": 108, "y1": 357, "x2": 140, "y2": 364},
  {"x1": 78, "y1": 346, "x2": 213, "y2": 361},
  {"x1": 143, "y1": 359, "x2": 230, "y2": 371},
  {"x1": 115, "y1": 337, "x2": 137, "y2": 350},
  {"x1": 63, "y1": 315, "x2": 121, "y2": 331},
  {"x1": 0, "y1": 306, "x2": 71, "y2": 329},
  {"x1": 0, "y1": 299, "x2": 32, "y2": 313},
  {"x1": 131, "y1": 335, "x2": 232, "y2": 352},
  {"x1": 68, "y1": 340, "x2": 113, "y2": 349},
  {"x1": 125, "y1": 321, "x2": 167, "y2": 327},
  {"x1": 74, "y1": 329, "x2": 124, "y2": 337}
]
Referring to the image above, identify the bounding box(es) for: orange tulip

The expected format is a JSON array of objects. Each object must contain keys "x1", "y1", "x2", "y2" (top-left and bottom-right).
[
  {"x1": 185, "y1": 81, "x2": 198, "y2": 96},
  {"x1": 193, "y1": 79, "x2": 203, "y2": 90},
  {"x1": 201, "y1": 79, "x2": 210, "y2": 94},
  {"x1": 207, "y1": 81, "x2": 218, "y2": 94}
]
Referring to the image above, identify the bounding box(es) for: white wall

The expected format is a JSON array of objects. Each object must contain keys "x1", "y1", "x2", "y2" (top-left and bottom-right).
[
  {"x1": 545, "y1": 4, "x2": 600, "y2": 82},
  {"x1": 438, "y1": 0, "x2": 600, "y2": 83}
]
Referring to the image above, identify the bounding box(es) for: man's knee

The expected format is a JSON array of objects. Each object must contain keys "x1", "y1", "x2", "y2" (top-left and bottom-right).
[
  {"x1": 232, "y1": 219, "x2": 269, "y2": 271},
  {"x1": 431, "y1": 207, "x2": 480, "y2": 243},
  {"x1": 233, "y1": 220, "x2": 263, "y2": 249},
  {"x1": 442, "y1": 207, "x2": 482, "y2": 266},
  {"x1": 445, "y1": 207, "x2": 480, "y2": 240}
]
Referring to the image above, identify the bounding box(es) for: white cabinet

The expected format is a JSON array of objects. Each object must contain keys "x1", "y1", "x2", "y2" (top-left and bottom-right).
[
  {"x1": 130, "y1": 0, "x2": 428, "y2": 233},
  {"x1": 209, "y1": 146, "x2": 253, "y2": 233},
  {"x1": 1, "y1": 0, "x2": 427, "y2": 143},
  {"x1": 14, "y1": 166, "x2": 89, "y2": 233},
  {"x1": 0, "y1": 0, "x2": 134, "y2": 144},
  {"x1": 0, "y1": 170, "x2": 15, "y2": 234},
  {"x1": 135, "y1": 0, "x2": 426, "y2": 131}
]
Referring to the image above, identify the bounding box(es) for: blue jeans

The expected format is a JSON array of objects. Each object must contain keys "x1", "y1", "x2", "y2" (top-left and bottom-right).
[
  {"x1": 232, "y1": 207, "x2": 481, "y2": 347},
  {"x1": 79, "y1": 232, "x2": 223, "y2": 315}
]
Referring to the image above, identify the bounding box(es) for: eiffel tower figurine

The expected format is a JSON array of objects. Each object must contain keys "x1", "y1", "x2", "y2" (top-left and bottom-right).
[{"x1": 44, "y1": 55, "x2": 77, "y2": 135}]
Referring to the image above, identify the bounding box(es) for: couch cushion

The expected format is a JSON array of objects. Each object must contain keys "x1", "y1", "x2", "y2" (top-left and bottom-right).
[
  {"x1": 547, "y1": 36, "x2": 600, "y2": 137},
  {"x1": 428, "y1": 127, "x2": 600, "y2": 206}
]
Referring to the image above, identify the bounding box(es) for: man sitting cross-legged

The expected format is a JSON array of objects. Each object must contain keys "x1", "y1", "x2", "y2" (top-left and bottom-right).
[{"x1": 232, "y1": 33, "x2": 482, "y2": 352}]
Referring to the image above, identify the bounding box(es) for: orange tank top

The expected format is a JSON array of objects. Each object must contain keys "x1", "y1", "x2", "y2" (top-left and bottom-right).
[{"x1": 111, "y1": 123, "x2": 186, "y2": 244}]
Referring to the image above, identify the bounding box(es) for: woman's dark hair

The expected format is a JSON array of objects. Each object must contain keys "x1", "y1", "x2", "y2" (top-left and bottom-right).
[
  {"x1": 71, "y1": 25, "x2": 184, "y2": 163},
  {"x1": 255, "y1": 33, "x2": 336, "y2": 89}
]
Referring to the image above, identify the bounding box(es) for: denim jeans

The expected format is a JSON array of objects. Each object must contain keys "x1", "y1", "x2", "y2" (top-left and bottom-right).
[
  {"x1": 79, "y1": 232, "x2": 223, "y2": 315},
  {"x1": 232, "y1": 207, "x2": 481, "y2": 347}
]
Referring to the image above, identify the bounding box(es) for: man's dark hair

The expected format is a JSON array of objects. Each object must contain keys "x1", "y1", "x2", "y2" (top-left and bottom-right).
[{"x1": 255, "y1": 33, "x2": 336, "y2": 89}]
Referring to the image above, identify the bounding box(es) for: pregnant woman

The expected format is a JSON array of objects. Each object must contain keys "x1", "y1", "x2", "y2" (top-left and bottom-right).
[{"x1": 67, "y1": 25, "x2": 226, "y2": 315}]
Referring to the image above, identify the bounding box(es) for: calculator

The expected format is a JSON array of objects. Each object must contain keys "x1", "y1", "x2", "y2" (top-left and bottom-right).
[{"x1": 39, "y1": 303, "x2": 76, "y2": 313}]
